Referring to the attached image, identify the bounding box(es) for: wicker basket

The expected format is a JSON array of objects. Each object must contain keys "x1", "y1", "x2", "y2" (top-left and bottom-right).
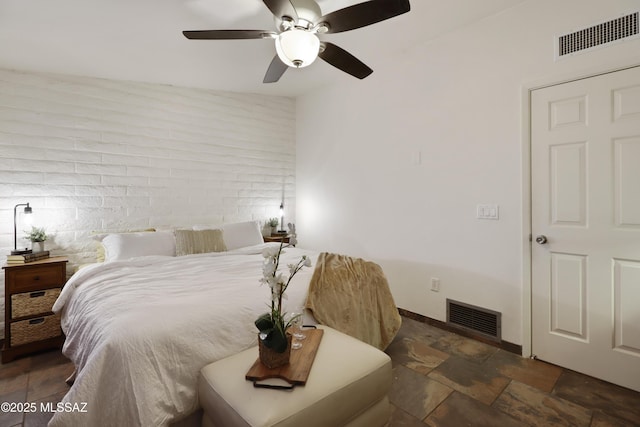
[
  {"x1": 11, "y1": 288, "x2": 61, "y2": 319},
  {"x1": 258, "y1": 333, "x2": 292, "y2": 369},
  {"x1": 10, "y1": 314, "x2": 62, "y2": 346}
]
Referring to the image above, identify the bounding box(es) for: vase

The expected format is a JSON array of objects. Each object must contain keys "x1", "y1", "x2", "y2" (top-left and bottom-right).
[
  {"x1": 32, "y1": 241, "x2": 45, "y2": 253},
  {"x1": 258, "y1": 333, "x2": 292, "y2": 369}
]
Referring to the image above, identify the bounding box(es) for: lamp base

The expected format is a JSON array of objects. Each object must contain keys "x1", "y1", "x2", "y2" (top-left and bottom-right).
[{"x1": 11, "y1": 248, "x2": 33, "y2": 256}]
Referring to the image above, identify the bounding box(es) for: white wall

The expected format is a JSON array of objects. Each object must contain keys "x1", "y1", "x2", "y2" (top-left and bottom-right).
[
  {"x1": 296, "y1": 0, "x2": 640, "y2": 345},
  {"x1": 0, "y1": 68, "x2": 296, "y2": 334}
]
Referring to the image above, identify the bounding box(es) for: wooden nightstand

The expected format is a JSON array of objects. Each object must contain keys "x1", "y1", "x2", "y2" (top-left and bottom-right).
[
  {"x1": 263, "y1": 234, "x2": 290, "y2": 244},
  {"x1": 2, "y1": 256, "x2": 68, "y2": 363}
]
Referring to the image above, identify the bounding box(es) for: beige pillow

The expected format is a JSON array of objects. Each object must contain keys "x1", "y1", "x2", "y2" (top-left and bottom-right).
[{"x1": 175, "y1": 229, "x2": 227, "y2": 256}]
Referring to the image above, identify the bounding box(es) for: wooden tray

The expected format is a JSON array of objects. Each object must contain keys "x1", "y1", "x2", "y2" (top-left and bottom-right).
[{"x1": 246, "y1": 328, "x2": 324, "y2": 386}]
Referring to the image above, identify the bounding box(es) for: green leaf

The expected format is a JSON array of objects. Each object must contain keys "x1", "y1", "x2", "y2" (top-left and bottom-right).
[{"x1": 255, "y1": 313, "x2": 274, "y2": 332}]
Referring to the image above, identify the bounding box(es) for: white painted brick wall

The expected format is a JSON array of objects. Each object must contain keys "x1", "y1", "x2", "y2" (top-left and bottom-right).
[{"x1": 0, "y1": 68, "x2": 296, "y2": 336}]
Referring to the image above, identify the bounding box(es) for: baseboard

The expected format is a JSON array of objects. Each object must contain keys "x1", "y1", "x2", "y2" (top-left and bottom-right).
[{"x1": 398, "y1": 308, "x2": 522, "y2": 356}]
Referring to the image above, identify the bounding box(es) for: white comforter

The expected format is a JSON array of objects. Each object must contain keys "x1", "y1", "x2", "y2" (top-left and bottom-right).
[{"x1": 50, "y1": 243, "x2": 316, "y2": 427}]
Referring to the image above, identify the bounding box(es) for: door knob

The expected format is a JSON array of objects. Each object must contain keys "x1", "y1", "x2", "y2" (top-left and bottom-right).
[{"x1": 535, "y1": 235, "x2": 548, "y2": 244}]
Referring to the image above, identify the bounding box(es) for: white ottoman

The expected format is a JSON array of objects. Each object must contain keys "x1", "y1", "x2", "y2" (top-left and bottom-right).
[{"x1": 199, "y1": 326, "x2": 392, "y2": 427}]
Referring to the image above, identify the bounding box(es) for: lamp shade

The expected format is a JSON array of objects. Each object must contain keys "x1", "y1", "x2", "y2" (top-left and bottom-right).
[
  {"x1": 278, "y1": 202, "x2": 285, "y2": 232},
  {"x1": 275, "y1": 29, "x2": 320, "y2": 68},
  {"x1": 12, "y1": 202, "x2": 33, "y2": 255},
  {"x1": 24, "y1": 205, "x2": 33, "y2": 225}
]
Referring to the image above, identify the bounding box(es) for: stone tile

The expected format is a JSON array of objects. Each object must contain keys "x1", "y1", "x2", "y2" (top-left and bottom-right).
[
  {"x1": 493, "y1": 380, "x2": 592, "y2": 427},
  {"x1": 0, "y1": 372, "x2": 28, "y2": 395},
  {"x1": 429, "y1": 333, "x2": 499, "y2": 364},
  {"x1": 24, "y1": 408, "x2": 54, "y2": 427},
  {"x1": 424, "y1": 391, "x2": 522, "y2": 427},
  {"x1": 393, "y1": 317, "x2": 451, "y2": 346},
  {"x1": 427, "y1": 356, "x2": 510, "y2": 405},
  {"x1": 387, "y1": 337, "x2": 449, "y2": 375},
  {"x1": 484, "y1": 350, "x2": 562, "y2": 392},
  {"x1": 26, "y1": 361, "x2": 74, "y2": 402},
  {"x1": 405, "y1": 340, "x2": 450, "y2": 375},
  {"x1": 386, "y1": 337, "x2": 412, "y2": 365},
  {"x1": 390, "y1": 365, "x2": 453, "y2": 420},
  {"x1": 0, "y1": 356, "x2": 31, "y2": 381},
  {"x1": 29, "y1": 350, "x2": 70, "y2": 372},
  {"x1": 590, "y1": 411, "x2": 639, "y2": 427},
  {"x1": 0, "y1": 389, "x2": 27, "y2": 427},
  {"x1": 389, "y1": 405, "x2": 428, "y2": 427},
  {"x1": 553, "y1": 370, "x2": 640, "y2": 425},
  {"x1": 393, "y1": 317, "x2": 429, "y2": 340},
  {"x1": 24, "y1": 388, "x2": 68, "y2": 427}
]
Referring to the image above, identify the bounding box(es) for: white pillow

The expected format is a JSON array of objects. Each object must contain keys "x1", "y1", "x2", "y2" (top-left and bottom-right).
[
  {"x1": 101, "y1": 231, "x2": 176, "y2": 262},
  {"x1": 91, "y1": 228, "x2": 157, "y2": 263},
  {"x1": 194, "y1": 221, "x2": 263, "y2": 250}
]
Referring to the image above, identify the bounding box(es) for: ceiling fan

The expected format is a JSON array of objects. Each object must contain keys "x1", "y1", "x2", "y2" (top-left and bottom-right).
[{"x1": 182, "y1": 0, "x2": 410, "y2": 83}]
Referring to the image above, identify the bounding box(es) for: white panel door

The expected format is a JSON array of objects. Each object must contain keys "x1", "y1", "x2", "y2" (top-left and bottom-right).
[{"x1": 531, "y1": 66, "x2": 640, "y2": 392}]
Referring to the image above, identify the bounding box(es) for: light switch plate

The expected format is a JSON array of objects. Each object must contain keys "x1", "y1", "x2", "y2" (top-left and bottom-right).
[{"x1": 477, "y1": 204, "x2": 499, "y2": 220}]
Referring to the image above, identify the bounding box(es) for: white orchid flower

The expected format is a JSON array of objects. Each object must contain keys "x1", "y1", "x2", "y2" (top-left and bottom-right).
[
  {"x1": 288, "y1": 263, "x2": 297, "y2": 275},
  {"x1": 261, "y1": 246, "x2": 280, "y2": 258},
  {"x1": 256, "y1": 243, "x2": 313, "y2": 349}
]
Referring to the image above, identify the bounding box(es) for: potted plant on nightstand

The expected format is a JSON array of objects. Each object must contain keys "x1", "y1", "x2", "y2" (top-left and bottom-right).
[
  {"x1": 26, "y1": 226, "x2": 47, "y2": 253},
  {"x1": 268, "y1": 217, "x2": 279, "y2": 236}
]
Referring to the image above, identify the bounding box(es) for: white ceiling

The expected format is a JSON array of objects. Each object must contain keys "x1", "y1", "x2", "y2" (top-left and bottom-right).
[{"x1": 0, "y1": 0, "x2": 525, "y2": 97}]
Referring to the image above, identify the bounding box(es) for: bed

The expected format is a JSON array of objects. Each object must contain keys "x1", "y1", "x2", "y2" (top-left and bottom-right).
[{"x1": 50, "y1": 222, "x2": 400, "y2": 427}]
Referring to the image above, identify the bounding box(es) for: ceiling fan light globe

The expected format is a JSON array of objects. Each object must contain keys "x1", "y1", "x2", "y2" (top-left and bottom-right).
[{"x1": 275, "y1": 29, "x2": 319, "y2": 68}]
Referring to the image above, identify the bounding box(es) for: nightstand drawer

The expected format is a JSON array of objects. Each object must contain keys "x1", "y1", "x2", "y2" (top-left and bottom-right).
[
  {"x1": 11, "y1": 287, "x2": 61, "y2": 319},
  {"x1": 8, "y1": 265, "x2": 65, "y2": 292},
  {"x1": 10, "y1": 314, "x2": 62, "y2": 347}
]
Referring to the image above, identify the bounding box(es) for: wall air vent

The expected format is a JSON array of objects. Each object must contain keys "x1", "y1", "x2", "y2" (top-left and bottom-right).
[
  {"x1": 557, "y1": 12, "x2": 639, "y2": 58},
  {"x1": 446, "y1": 299, "x2": 501, "y2": 342}
]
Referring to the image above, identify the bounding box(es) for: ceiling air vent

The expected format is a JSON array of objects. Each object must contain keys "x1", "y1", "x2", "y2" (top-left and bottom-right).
[
  {"x1": 446, "y1": 299, "x2": 501, "y2": 342},
  {"x1": 557, "y1": 12, "x2": 639, "y2": 58}
]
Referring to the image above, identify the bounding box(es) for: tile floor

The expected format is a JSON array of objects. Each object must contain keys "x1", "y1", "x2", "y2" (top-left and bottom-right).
[
  {"x1": 387, "y1": 317, "x2": 640, "y2": 427},
  {"x1": 0, "y1": 349, "x2": 73, "y2": 427},
  {"x1": 1, "y1": 316, "x2": 639, "y2": 426}
]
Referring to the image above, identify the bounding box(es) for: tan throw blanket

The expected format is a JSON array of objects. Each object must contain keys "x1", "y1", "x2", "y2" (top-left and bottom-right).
[{"x1": 305, "y1": 252, "x2": 402, "y2": 350}]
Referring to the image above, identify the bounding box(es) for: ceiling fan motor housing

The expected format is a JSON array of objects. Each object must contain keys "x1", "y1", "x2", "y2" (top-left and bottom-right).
[{"x1": 290, "y1": 0, "x2": 321, "y2": 23}]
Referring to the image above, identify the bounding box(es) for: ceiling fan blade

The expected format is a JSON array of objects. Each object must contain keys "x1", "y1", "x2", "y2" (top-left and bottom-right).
[
  {"x1": 263, "y1": 55, "x2": 288, "y2": 83},
  {"x1": 319, "y1": 0, "x2": 410, "y2": 34},
  {"x1": 318, "y1": 42, "x2": 373, "y2": 79},
  {"x1": 182, "y1": 30, "x2": 276, "y2": 40},
  {"x1": 262, "y1": 0, "x2": 298, "y2": 20}
]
